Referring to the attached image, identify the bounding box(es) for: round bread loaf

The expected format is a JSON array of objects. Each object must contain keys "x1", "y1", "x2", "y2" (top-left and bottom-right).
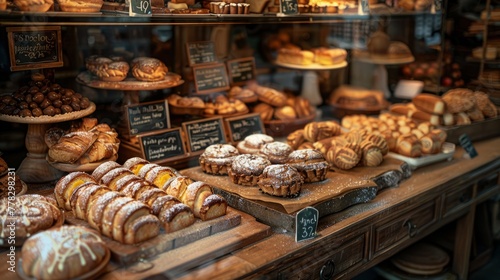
[
  {"x1": 21, "y1": 225, "x2": 108, "y2": 280},
  {"x1": 252, "y1": 103, "x2": 274, "y2": 121},
  {"x1": 258, "y1": 164, "x2": 303, "y2": 197},
  {"x1": 287, "y1": 149, "x2": 329, "y2": 183},
  {"x1": 199, "y1": 144, "x2": 240, "y2": 175},
  {"x1": 228, "y1": 154, "x2": 271, "y2": 186},
  {"x1": 258, "y1": 141, "x2": 293, "y2": 164}
]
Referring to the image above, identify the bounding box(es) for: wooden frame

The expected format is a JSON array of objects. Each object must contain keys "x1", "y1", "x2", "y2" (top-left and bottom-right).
[
  {"x1": 125, "y1": 99, "x2": 170, "y2": 136},
  {"x1": 226, "y1": 57, "x2": 256, "y2": 86},
  {"x1": 138, "y1": 127, "x2": 187, "y2": 164},
  {"x1": 7, "y1": 26, "x2": 63, "y2": 71},
  {"x1": 182, "y1": 116, "x2": 227, "y2": 155}
]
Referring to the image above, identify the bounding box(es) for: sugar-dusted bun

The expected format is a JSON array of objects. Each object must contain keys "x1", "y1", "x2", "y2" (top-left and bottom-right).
[
  {"x1": 135, "y1": 188, "x2": 165, "y2": 207},
  {"x1": 120, "y1": 180, "x2": 154, "y2": 199},
  {"x1": 0, "y1": 194, "x2": 62, "y2": 242},
  {"x1": 199, "y1": 144, "x2": 239, "y2": 175},
  {"x1": 160, "y1": 203, "x2": 196, "y2": 233},
  {"x1": 123, "y1": 214, "x2": 160, "y2": 244},
  {"x1": 71, "y1": 183, "x2": 109, "y2": 220},
  {"x1": 287, "y1": 149, "x2": 329, "y2": 183},
  {"x1": 228, "y1": 154, "x2": 271, "y2": 186},
  {"x1": 258, "y1": 141, "x2": 293, "y2": 164},
  {"x1": 87, "y1": 191, "x2": 123, "y2": 231},
  {"x1": 150, "y1": 194, "x2": 180, "y2": 216},
  {"x1": 21, "y1": 225, "x2": 108, "y2": 280},
  {"x1": 54, "y1": 171, "x2": 97, "y2": 210},
  {"x1": 100, "y1": 196, "x2": 135, "y2": 238},
  {"x1": 137, "y1": 163, "x2": 160, "y2": 179},
  {"x1": 114, "y1": 174, "x2": 143, "y2": 192},
  {"x1": 91, "y1": 161, "x2": 121, "y2": 182},
  {"x1": 57, "y1": 0, "x2": 104, "y2": 12},
  {"x1": 100, "y1": 167, "x2": 134, "y2": 190},
  {"x1": 181, "y1": 182, "x2": 212, "y2": 214},
  {"x1": 96, "y1": 61, "x2": 130, "y2": 82},
  {"x1": 164, "y1": 175, "x2": 193, "y2": 197},
  {"x1": 258, "y1": 164, "x2": 303, "y2": 197},
  {"x1": 112, "y1": 200, "x2": 157, "y2": 244},
  {"x1": 236, "y1": 133, "x2": 274, "y2": 154},
  {"x1": 132, "y1": 58, "x2": 168, "y2": 82},
  {"x1": 123, "y1": 157, "x2": 150, "y2": 175}
]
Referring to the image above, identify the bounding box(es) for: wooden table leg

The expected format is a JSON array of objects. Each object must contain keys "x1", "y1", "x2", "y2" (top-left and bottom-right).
[{"x1": 453, "y1": 197, "x2": 477, "y2": 279}]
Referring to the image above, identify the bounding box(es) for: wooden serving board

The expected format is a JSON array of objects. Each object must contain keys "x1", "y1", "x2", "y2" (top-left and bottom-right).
[
  {"x1": 65, "y1": 207, "x2": 242, "y2": 265},
  {"x1": 182, "y1": 158, "x2": 410, "y2": 232}
]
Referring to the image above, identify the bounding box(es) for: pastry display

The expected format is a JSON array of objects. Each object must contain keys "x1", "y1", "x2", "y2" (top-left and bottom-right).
[
  {"x1": 258, "y1": 141, "x2": 293, "y2": 164},
  {"x1": 329, "y1": 85, "x2": 388, "y2": 112},
  {"x1": 21, "y1": 225, "x2": 109, "y2": 280},
  {"x1": 131, "y1": 57, "x2": 169, "y2": 82},
  {"x1": 303, "y1": 120, "x2": 342, "y2": 142},
  {"x1": 0, "y1": 73, "x2": 92, "y2": 117},
  {"x1": 258, "y1": 164, "x2": 304, "y2": 197},
  {"x1": 228, "y1": 86, "x2": 259, "y2": 103},
  {"x1": 167, "y1": 93, "x2": 206, "y2": 115},
  {"x1": 14, "y1": 0, "x2": 53, "y2": 12},
  {"x1": 247, "y1": 82, "x2": 287, "y2": 107},
  {"x1": 277, "y1": 46, "x2": 347, "y2": 66},
  {"x1": 57, "y1": 0, "x2": 104, "y2": 12},
  {"x1": 286, "y1": 149, "x2": 329, "y2": 182},
  {"x1": 0, "y1": 194, "x2": 62, "y2": 244},
  {"x1": 312, "y1": 47, "x2": 348, "y2": 65},
  {"x1": 204, "y1": 95, "x2": 249, "y2": 116},
  {"x1": 228, "y1": 154, "x2": 271, "y2": 186},
  {"x1": 209, "y1": 2, "x2": 250, "y2": 14},
  {"x1": 199, "y1": 144, "x2": 240, "y2": 175},
  {"x1": 46, "y1": 118, "x2": 120, "y2": 165},
  {"x1": 236, "y1": 133, "x2": 275, "y2": 154}
]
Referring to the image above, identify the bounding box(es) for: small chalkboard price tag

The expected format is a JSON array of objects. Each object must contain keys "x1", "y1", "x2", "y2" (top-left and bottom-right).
[
  {"x1": 186, "y1": 41, "x2": 217, "y2": 66},
  {"x1": 7, "y1": 26, "x2": 63, "y2": 71},
  {"x1": 182, "y1": 117, "x2": 227, "y2": 154},
  {"x1": 225, "y1": 113, "x2": 265, "y2": 143},
  {"x1": 278, "y1": 0, "x2": 298, "y2": 15},
  {"x1": 458, "y1": 134, "x2": 478, "y2": 159},
  {"x1": 138, "y1": 128, "x2": 186, "y2": 164},
  {"x1": 192, "y1": 63, "x2": 230, "y2": 94},
  {"x1": 360, "y1": 0, "x2": 370, "y2": 13},
  {"x1": 295, "y1": 207, "x2": 319, "y2": 242},
  {"x1": 129, "y1": 0, "x2": 152, "y2": 16},
  {"x1": 226, "y1": 57, "x2": 256, "y2": 86},
  {"x1": 125, "y1": 100, "x2": 170, "y2": 136}
]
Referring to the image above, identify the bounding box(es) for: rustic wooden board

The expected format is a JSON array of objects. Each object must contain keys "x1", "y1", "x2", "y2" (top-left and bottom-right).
[
  {"x1": 182, "y1": 158, "x2": 410, "y2": 232},
  {"x1": 65, "y1": 207, "x2": 242, "y2": 265}
]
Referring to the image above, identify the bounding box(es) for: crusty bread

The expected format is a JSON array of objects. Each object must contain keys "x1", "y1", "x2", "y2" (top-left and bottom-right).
[
  {"x1": 123, "y1": 214, "x2": 160, "y2": 244},
  {"x1": 160, "y1": 203, "x2": 195, "y2": 233},
  {"x1": 72, "y1": 183, "x2": 109, "y2": 220},
  {"x1": 87, "y1": 191, "x2": 123, "y2": 231},
  {"x1": 112, "y1": 200, "x2": 152, "y2": 243},
  {"x1": 412, "y1": 93, "x2": 446, "y2": 115},
  {"x1": 48, "y1": 131, "x2": 98, "y2": 163}
]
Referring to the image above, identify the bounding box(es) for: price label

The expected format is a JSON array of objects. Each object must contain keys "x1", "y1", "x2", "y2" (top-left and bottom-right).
[
  {"x1": 7, "y1": 26, "x2": 63, "y2": 71},
  {"x1": 182, "y1": 117, "x2": 227, "y2": 154},
  {"x1": 359, "y1": 0, "x2": 369, "y2": 14},
  {"x1": 192, "y1": 63, "x2": 230, "y2": 94},
  {"x1": 225, "y1": 113, "x2": 265, "y2": 143},
  {"x1": 459, "y1": 134, "x2": 478, "y2": 159},
  {"x1": 279, "y1": 0, "x2": 298, "y2": 14},
  {"x1": 138, "y1": 128, "x2": 186, "y2": 164},
  {"x1": 295, "y1": 207, "x2": 319, "y2": 242},
  {"x1": 186, "y1": 41, "x2": 217, "y2": 66},
  {"x1": 226, "y1": 57, "x2": 256, "y2": 86},
  {"x1": 125, "y1": 100, "x2": 170, "y2": 136},
  {"x1": 129, "y1": 0, "x2": 152, "y2": 16}
]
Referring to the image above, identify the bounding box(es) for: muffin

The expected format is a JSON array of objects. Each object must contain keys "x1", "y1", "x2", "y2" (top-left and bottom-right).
[
  {"x1": 199, "y1": 144, "x2": 240, "y2": 175},
  {"x1": 258, "y1": 142, "x2": 293, "y2": 164},
  {"x1": 287, "y1": 149, "x2": 329, "y2": 183},
  {"x1": 236, "y1": 133, "x2": 274, "y2": 154},
  {"x1": 228, "y1": 154, "x2": 271, "y2": 186},
  {"x1": 258, "y1": 164, "x2": 304, "y2": 197}
]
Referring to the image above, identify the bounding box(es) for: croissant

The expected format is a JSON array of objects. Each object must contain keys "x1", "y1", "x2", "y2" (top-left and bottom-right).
[{"x1": 48, "y1": 131, "x2": 97, "y2": 163}]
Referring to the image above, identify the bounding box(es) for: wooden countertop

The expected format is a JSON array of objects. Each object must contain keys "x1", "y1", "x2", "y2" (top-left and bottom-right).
[{"x1": 2, "y1": 137, "x2": 500, "y2": 279}]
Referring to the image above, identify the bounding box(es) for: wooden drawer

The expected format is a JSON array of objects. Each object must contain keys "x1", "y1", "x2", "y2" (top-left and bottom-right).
[
  {"x1": 373, "y1": 199, "x2": 438, "y2": 255},
  {"x1": 477, "y1": 172, "x2": 499, "y2": 195},
  {"x1": 278, "y1": 233, "x2": 368, "y2": 279},
  {"x1": 442, "y1": 184, "x2": 474, "y2": 218}
]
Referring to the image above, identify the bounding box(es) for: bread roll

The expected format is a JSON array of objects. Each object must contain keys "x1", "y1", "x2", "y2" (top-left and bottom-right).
[
  {"x1": 160, "y1": 203, "x2": 196, "y2": 233},
  {"x1": 396, "y1": 134, "x2": 422, "y2": 158},
  {"x1": 442, "y1": 88, "x2": 475, "y2": 113},
  {"x1": 412, "y1": 93, "x2": 446, "y2": 115},
  {"x1": 48, "y1": 131, "x2": 98, "y2": 163},
  {"x1": 420, "y1": 133, "x2": 442, "y2": 154},
  {"x1": 473, "y1": 91, "x2": 498, "y2": 118},
  {"x1": 54, "y1": 171, "x2": 97, "y2": 210}
]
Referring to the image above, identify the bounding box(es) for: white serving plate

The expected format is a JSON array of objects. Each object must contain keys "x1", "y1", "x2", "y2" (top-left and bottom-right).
[{"x1": 387, "y1": 142, "x2": 456, "y2": 170}]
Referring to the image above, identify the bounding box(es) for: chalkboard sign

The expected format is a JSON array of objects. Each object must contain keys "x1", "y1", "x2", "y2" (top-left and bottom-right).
[
  {"x1": 129, "y1": 0, "x2": 152, "y2": 16},
  {"x1": 459, "y1": 134, "x2": 478, "y2": 159},
  {"x1": 360, "y1": 0, "x2": 370, "y2": 13},
  {"x1": 138, "y1": 128, "x2": 186, "y2": 164},
  {"x1": 186, "y1": 41, "x2": 217, "y2": 66},
  {"x1": 125, "y1": 100, "x2": 170, "y2": 136},
  {"x1": 7, "y1": 26, "x2": 63, "y2": 71},
  {"x1": 295, "y1": 207, "x2": 319, "y2": 242},
  {"x1": 225, "y1": 113, "x2": 265, "y2": 143},
  {"x1": 227, "y1": 57, "x2": 256, "y2": 86},
  {"x1": 192, "y1": 63, "x2": 230, "y2": 94},
  {"x1": 183, "y1": 117, "x2": 227, "y2": 154},
  {"x1": 279, "y1": 0, "x2": 298, "y2": 14}
]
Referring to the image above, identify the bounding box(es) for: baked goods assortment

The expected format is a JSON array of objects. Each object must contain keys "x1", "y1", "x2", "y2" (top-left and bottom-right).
[
  {"x1": 389, "y1": 90, "x2": 498, "y2": 126},
  {"x1": 0, "y1": 73, "x2": 92, "y2": 117},
  {"x1": 253, "y1": 93, "x2": 314, "y2": 122},
  {"x1": 46, "y1": 117, "x2": 120, "y2": 165},
  {"x1": 123, "y1": 157, "x2": 228, "y2": 221},
  {"x1": 13, "y1": 0, "x2": 53, "y2": 12},
  {"x1": 0, "y1": 194, "x2": 62, "y2": 244},
  {"x1": 208, "y1": 2, "x2": 250, "y2": 14},
  {"x1": 204, "y1": 95, "x2": 249, "y2": 116},
  {"x1": 167, "y1": 93, "x2": 206, "y2": 114},
  {"x1": 236, "y1": 133, "x2": 275, "y2": 154},
  {"x1": 57, "y1": 0, "x2": 104, "y2": 12},
  {"x1": 276, "y1": 46, "x2": 347, "y2": 66},
  {"x1": 341, "y1": 113, "x2": 448, "y2": 158},
  {"x1": 21, "y1": 225, "x2": 109, "y2": 279},
  {"x1": 85, "y1": 55, "x2": 169, "y2": 82},
  {"x1": 329, "y1": 85, "x2": 388, "y2": 113}
]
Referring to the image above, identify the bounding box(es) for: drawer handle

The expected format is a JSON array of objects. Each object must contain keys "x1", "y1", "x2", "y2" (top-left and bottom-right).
[
  {"x1": 403, "y1": 220, "x2": 418, "y2": 238},
  {"x1": 320, "y1": 260, "x2": 335, "y2": 280}
]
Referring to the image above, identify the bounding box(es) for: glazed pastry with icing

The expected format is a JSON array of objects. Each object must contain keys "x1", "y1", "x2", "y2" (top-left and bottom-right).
[
  {"x1": 258, "y1": 164, "x2": 303, "y2": 197},
  {"x1": 199, "y1": 144, "x2": 240, "y2": 175},
  {"x1": 21, "y1": 225, "x2": 108, "y2": 280}
]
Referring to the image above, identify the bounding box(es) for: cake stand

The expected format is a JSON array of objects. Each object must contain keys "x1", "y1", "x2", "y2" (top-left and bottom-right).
[
  {"x1": 274, "y1": 61, "x2": 348, "y2": 106},
  {"x1": 353, "y1": 50, "x2": 414, "y2": 98},
  {"x1": 0, "y1": 103, "x2": 96, "y2": 184}
]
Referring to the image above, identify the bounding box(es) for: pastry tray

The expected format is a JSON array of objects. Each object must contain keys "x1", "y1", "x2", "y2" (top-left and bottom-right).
[
  {"x1": 182, "y1": 157, "x2": 411, "y2": 232},
  {"x1": 386, "y1": 142, "x2": 456, "y2": 170}
]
